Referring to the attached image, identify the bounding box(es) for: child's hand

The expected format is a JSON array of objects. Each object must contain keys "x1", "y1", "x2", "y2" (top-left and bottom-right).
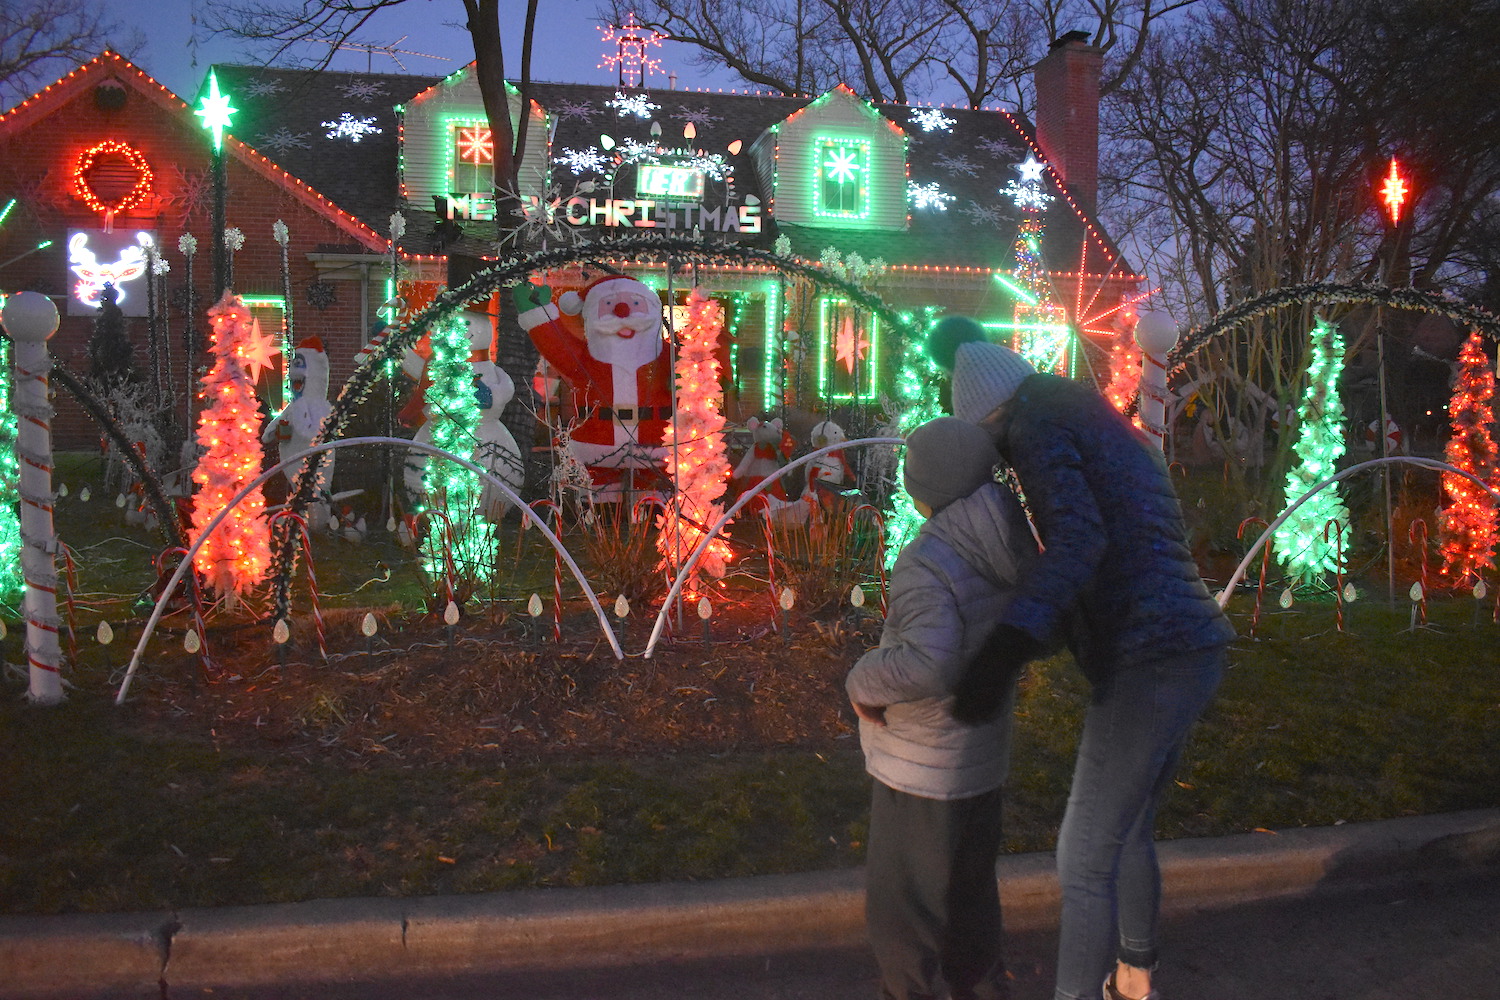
[{"x1": 852, "y1": 701, "x2": 887, "y2": 726}]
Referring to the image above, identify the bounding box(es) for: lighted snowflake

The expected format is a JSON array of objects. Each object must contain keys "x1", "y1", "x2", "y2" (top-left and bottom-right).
[
  {"x1": 493, "y1": 179, "x2": 592, "y2": 249},
  {"x1": 456, "y1": 125, "x2": 493, "y2": 164},
  {"x1": 824, "y1": 147, "x2": 861, "y2": 183},
  {"x1": 909, "y1": 107, "x2": 955, "y2": 133},
  {"x1": 256, "y1": 128, "x2": 311, "y2": 153},
  {"x1": 687, "y1": 152, "x2": 732, "y2": 181},
  {"x1": 934, "y1": 153, "x2": 980, "y2": 176},
  {"x1": 908, "y1": 181, "x2": 955, "y2": 211},
  {"x1": 607, "y1": 91, "x2": 661, "y2": 119},
  {"x1": 552, "y1": 99, "x2": 598, "y2": 122},
  {"x1": 674, "y1": 105, "x2": 723, "y2": 128},
  {"x1": 323, "y1": 113, "x2": 383, "y2": 142},
  {"x1": 977, "y1": 136, "x2": 1022, "y2": 158},
  {"x1": 558, "y1": 146, "x2": 612, "y2": 175},
  {"x1": 338, "y1": 79, "x2": 388, "y2": 102},
  {"x1": 960, "y1": 201, "x2": 1006, "y2": 227},
  {"x1": 242, "y1": 78, "x2": 286, "y2": 98},
  {"x1": 616, "y1": 137, "x2": 659, "y2": 162}
]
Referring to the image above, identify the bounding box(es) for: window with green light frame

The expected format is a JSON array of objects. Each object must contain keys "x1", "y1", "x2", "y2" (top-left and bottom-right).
[
  {"x1": 239, "y1": 294, "x2": 290, "y2": 408},
  {"x1": 814, "y1": 137, "x2": 869, "y2": 219},
  {"x1": 447, "y1": 117, "x2": 494, "y2": 194},
  {"x1": 818, "y1": 296, "x2": 879, "y2": 401}
]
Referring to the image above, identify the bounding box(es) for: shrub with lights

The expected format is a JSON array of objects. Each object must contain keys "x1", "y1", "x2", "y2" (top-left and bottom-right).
[{"x1": 1437, "y1": 330, "x2": 1500, "y2": 589}]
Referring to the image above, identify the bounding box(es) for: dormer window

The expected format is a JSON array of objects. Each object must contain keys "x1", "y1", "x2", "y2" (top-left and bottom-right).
[
  {"x1": 451, "y1": 121, "x2": 494, "y2": 193},
  {"x1": 815, "y1": 137, "x2": 869, "y2": 219}
]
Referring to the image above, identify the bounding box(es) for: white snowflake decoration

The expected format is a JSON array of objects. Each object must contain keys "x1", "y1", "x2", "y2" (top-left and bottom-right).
[
  {"x1": 552, "y1": 99, "x2": 598, "y2": 122},
  {"x1": 323, "y1": 113, "x2": 383, "y2": 142},
  {"x1": 909, "y1": 107, "x2": 955, "y2": 133},
  {"x1": 908, "y1": 181, "x2": 955, "y2": 211},
  {"x1": 338, "y1": 80, "x2": 388, "y2": 102},
  {"x1": 1002, "y1": 155, "x2": 1053, "y2": 212},
  {"x1": 616, "y1": 137, "x2": 659, "y2": 162},
  {"x1": 242, "y1": 79, "x2": 286, "y2": 98},
  {"x1": 674, "y1": 105, "x2": 723, "y2": 128},
  {"x1": 960, "y1": 201, "x2": 1006, "y2": 227},
  {"x1": 608, "y1": 91, "x2": 661, "y2": 119},
  {"x1": 977, "y1": 136, "x2": 1022, "y2": 158},
  {"x1": 256, "y1": 128, "x2": 311, "y2": 153},
  {"x1": 687, "y1": 152, "x2": 732, "y2": 181},
  {"x1": 934, "y1": 153, "x2": 980, "y2": 176},
  {"x1": 558, "y1": 146, "x2": 612, "y2": 175}
]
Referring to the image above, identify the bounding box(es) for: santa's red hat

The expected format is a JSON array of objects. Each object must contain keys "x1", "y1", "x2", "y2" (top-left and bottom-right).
[
  {"x1": 297, "y1": 336, "x2": 325, "y2": 353},
  {"x1": 559, "y1": 274, "x2": 647, "y2": 316}
]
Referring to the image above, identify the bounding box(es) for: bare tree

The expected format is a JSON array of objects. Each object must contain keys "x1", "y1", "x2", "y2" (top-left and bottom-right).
[
  {"x1": 606, "y1": 0, "x2": 1197, "y2": 109},
  {"x1": 0, "y1": 0, "x2": 142, "y2": 110}
]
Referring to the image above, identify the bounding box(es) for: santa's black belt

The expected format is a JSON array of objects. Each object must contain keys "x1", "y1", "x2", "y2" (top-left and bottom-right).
[{"x1": 587, "y1": 406, "x2": 670, "y2": 421}]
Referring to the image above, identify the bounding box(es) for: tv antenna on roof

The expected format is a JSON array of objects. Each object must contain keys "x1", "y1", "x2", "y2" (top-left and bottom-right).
[{"x1": 331, "y1": 35, "x2": 447, "y2": 73}]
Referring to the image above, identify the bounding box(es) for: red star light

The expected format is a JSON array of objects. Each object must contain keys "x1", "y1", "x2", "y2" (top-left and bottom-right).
[
  {"x1": 1380, "y1": 158, "x2": 1408, "y2": 226},
  {"x1": 237, "y1": 317, "x2": 282, "y2": 383},
  {"x1": 835, "y1": 314, "x2": 869, "y2": 373}
]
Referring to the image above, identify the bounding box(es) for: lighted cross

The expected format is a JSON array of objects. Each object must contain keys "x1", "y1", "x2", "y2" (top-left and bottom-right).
[
  {"x1": 457, "y1": 125, "x2": 493, "y2": 165},
  {"x1": 194, "y1": 70, "x2": 237, "y2": 152},
  {"x1": 1380, "y1": 158, "x2": 1408, "y2": 226},
  {"x1": 825, "y1": 146, "x2": 861, "y2": 184}
]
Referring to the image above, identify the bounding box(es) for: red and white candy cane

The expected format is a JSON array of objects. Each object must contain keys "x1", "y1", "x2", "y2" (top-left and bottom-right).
[
  {"x1": 415, "y1": 509, "x2": 459, "y2": 608},
  {"x1": 269, "y1": 511, "x2": 325, "y2": 661},
  {"x1": 1236, "y1": 517, "x2": 1272, "y2": 637},
  {"x1": 753, "y1": 495, "x2": 783, "y2": 632},
  {"x1": 529, "y1": 499, "x2": 564, "y2": 642},
  {"x1": 1323, "y1": 520, "x2": 1348, "y2": 633},
  {"x1": 846, "y1": 504, "x2": 889, "y2": 615},
  {"x1": 1409, "y1": 519, "x2": 1430, "y2": 626}
]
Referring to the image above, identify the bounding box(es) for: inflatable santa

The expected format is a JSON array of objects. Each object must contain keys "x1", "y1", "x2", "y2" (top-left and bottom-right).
[
  {"x1": 263, "y1": 336, "x2": 335, "y2": 523},
  {"x1": 402, "y1": 307, "x2": 524, "y2": 521},
  {"x1": 513, "y1": 275, "x2": 673, "y2": 500}
]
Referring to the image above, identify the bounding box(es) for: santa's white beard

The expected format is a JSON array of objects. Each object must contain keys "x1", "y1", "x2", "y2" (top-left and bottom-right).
[{"x1": 587, "y1": 318, "x2": 662, "y2": 369}]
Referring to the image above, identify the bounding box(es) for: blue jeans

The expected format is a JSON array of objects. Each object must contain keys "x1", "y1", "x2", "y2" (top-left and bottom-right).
[{"x1": 1052, "y1": 646, "x2": 1226, "y2": 1000}]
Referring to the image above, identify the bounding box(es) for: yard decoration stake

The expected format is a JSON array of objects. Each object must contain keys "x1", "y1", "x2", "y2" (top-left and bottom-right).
[
  {"x1": 2, "y1": 292, "x2": 64, "y2": 704},
  {"x1": 190, "y1": 291, "x2": 273, "y2": 605},
  {"x1": 1273, "y1": 318, "x2": 1351, "y2": 588},
  {"x1": 1437, "y1": 330, "x2": 1499, "y2": 589}
]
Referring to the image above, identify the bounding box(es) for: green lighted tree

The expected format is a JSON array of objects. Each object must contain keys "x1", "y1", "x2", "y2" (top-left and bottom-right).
[
  {"x1": 881, "y1": 309, "x2": 944, "y2": 568},
  {"x1": 0, "y1": 336, "x2": 21, "y2": 601},
  {"x1": 1273, "y1": 317, "x2": 1351, "y2": 588}
]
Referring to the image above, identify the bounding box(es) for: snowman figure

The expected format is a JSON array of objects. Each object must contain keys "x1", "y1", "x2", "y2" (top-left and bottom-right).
[
  {"x1": 402, "y1": 307, "x2": 524, "y2": 521},
  {"x1": 262, "y1": 336, "x2": 335, "y2": 525}
]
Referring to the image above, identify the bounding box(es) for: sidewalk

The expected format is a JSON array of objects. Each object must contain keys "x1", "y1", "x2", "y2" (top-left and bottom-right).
[{"x1": 3, "y1": 809, "x2": 1498, "y2": 998}]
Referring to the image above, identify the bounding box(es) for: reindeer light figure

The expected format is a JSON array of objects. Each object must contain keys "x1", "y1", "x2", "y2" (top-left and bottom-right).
[{"x1": 68, "y1": 232, "x2": 148, "y2": 309}]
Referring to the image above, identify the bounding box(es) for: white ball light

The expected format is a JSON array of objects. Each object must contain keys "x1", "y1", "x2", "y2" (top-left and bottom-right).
[{"x1": 1134, "y1": 310, "x2": 1180, "y2": 355}]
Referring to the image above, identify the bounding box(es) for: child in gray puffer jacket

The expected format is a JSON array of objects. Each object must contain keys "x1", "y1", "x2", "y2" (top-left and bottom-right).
[{"x1": 847, "y1": 416, "x2": 1038, "y2": 1000}]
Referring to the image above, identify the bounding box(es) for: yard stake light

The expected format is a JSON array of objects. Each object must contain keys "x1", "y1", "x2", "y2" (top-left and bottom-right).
[
  {"x1": 1409, "y1": 519, "x2": 1430, "y2": 627},
  {"x1": 273, "y1": 618, "x2": 290, "y2": 666},
  {"x1": 779, "y1": 586, "x2": 795, "y2": 642},
  {"x1": 97, "y1": 620, "x2": 114, "y2": 673},
  {"x1": 362, "y1": 612, "x2": 378, "y2": 667},
  {"x1": 698, "y1": 595, "x2": 712, "y2": 644}
]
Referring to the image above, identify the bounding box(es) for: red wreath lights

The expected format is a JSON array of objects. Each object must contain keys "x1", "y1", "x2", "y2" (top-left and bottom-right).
[{"x1": 72, "y1": 140, "x2": 154, "y2": 229}]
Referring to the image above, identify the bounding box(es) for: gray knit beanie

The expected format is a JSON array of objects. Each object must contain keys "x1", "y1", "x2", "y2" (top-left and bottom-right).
[
  {"x1": 903, "y1": 417, "x2": 1000, "y2": 513},
  {"x1": 951, "y1": 341, "x2": 1035, "y2": 423}
]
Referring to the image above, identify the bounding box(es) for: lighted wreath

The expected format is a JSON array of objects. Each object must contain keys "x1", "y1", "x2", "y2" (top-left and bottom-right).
[{"x1": 72, "y1": 140, "x2": 154, "y2": 226}]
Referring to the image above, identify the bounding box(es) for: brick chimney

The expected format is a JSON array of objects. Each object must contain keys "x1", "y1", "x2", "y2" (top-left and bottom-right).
[{"x1": 1034, "y1": 31, "x2": 1101, "y2": 215}]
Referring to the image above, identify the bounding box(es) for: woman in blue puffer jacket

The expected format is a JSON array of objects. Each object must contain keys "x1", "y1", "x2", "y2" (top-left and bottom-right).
[{"x1": 934, "y1": 318, "x2": 1235, "y2": 1000}]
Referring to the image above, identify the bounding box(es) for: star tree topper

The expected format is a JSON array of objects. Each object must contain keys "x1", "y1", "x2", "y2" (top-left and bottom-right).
[{"x1": 195, "y1": 70, "x2": 238, "y2": 152}]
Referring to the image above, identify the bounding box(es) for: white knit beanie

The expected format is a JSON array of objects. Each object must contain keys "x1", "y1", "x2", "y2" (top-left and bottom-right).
[
  {"x1": 903, "y1": 417, "x2": 1000, "y2": 513},
  {"x1": 951, "y1": 341, "x2": 1035, "y2": 423}
]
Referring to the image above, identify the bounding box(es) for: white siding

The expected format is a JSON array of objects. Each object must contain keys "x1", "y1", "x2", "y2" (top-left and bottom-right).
[
  {"x1": 764, "y1": 88, "x2": 907, "y2": 231},
  {"x1": 402, "y1": 71, "x2": 548, "y2": 210}
]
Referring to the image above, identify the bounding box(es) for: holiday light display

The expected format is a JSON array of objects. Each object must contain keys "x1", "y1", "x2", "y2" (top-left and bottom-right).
[
  {"x1": 418, "y1": 311, "x2": 496, "y2": 589},
  {"x1": 189, "y1": 292, "x2": 273, "y2": 604},
  {"x1": 1104, "y1": 327, "x2": 1143, "y2": 418},
  {"x1": 1003, "y1": 156, "x2": 1071, "y2": 374},
  {"x1": 0, "y1": 321, "x2": 25, "y2": 601},
  {"x1": 882, "y1": 311, "x2": 945, "y2": 568},
  {"x1": 598, "y1": 13, "x2": 665, "y2": 88},
  {"x1": 816, "y1": 137, "x2": 870, "y2": 218},
  {"x1": 194, "y1": 70, "x2": 237, "y2": 152},
  {"x1": 658, "y1": 287, "x2": 734, "y2": 590},
  {"x1": 1437, "y1": 330, "x2": 1499, "y2": 588},
  {"x1": 323, "y1": 113, "x2": 382, "y2": 142},
  {"x1": 71, "y1": 140, "x2": 153, "y2": 231},
  {"x1": 1380, "y1": 158, "x2": 1408, "y2": 227},
  {"x1": 1273, "y1": 318, "x2": 1351, "y2": 587}
]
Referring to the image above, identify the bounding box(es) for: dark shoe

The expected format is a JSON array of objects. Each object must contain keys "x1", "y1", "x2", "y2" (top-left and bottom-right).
[{"x1": 1103, "y1": 973, "x2": 1158, "y2": 1000}]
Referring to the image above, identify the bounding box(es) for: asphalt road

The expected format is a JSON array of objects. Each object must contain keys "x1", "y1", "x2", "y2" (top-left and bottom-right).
[{"x1": 68, "y1": 866, "x2": 1500, "y2": 1000}]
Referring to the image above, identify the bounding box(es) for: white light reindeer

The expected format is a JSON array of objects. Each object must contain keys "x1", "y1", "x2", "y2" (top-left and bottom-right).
[{"x1": 68, "y1": 232, "x2": 148, "y2": 308}]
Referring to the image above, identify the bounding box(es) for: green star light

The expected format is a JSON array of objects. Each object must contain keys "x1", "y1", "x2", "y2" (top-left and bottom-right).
[{"x1": 195, "y1": 70, "x2": 237, "y2": 152}]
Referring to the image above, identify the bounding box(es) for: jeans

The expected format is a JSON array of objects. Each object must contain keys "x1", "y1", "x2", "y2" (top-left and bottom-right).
[{"x1": 1052, "y1": 646, "x2": 1226, "y2": 1000}]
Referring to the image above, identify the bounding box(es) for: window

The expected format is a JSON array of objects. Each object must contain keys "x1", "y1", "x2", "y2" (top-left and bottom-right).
[
  {"x1": 817, "y1": 297, "x2": 879, "y2": 400},
  {"x1": 450, "y1": 121, "x2": 493, "y2": 194},
  {"x1": 814, "y1": 137, "x2": 869, "y2": 219}
]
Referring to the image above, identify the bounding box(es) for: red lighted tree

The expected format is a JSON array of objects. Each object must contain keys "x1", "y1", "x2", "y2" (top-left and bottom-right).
[{"x1": 1437, "y1": 330, "x2": 1500, "y2": 589}]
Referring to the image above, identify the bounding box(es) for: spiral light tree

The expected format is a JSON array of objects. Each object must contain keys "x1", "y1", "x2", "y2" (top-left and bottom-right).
[{"x1": 1, "y1": 292, "x2": 64, "y2": 704}]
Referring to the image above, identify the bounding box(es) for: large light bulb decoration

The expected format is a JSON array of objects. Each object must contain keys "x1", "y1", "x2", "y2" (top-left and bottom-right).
[{"x1": 1272, "y1": 318, "x2": 1351, "y2": 588}]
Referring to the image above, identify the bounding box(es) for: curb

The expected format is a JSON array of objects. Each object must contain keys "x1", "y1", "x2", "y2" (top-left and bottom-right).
[{"x1": 3, "y1": 809, "x2": 1497, "y2": 996}]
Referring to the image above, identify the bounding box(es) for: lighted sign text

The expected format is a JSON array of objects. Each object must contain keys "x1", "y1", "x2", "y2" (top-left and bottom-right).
[
  {"x1": 440, "y1": 193, "x2": 497, "y2": 221},
  {"x1": 637, "y1": 164, "x2": 705, "y2": 200},
  {"x1": 562, "y1": 198, "x2": 761, "y2": 234}
]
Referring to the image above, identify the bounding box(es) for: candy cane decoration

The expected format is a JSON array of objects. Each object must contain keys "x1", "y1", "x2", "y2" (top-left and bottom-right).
[
  {"x1": 530, "y1": 499, "x2": 563, "y2": 643},
  {"x1": 1236, "y1": 517, "x2": 1272, "y2": 637},
  {"x1": 4, "y1": 293, "x2": 64, "y2": 703},
  {"x1": 847, "y1": 504, "x2": 888, "y2": 615},
  {"x1": 268, "y1": 510, "x2": 325, "y2": 661},
  {"x1": 1409, "y1": 518, "x2": 1430, "y2": 626},
  {"x1": 1323, "y1": 519, "x2": 1348, "y2": 633}
]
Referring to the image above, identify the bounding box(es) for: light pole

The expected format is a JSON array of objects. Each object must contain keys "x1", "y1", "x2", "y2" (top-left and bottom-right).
[
  {"x1": 1, "y1": 291, "x2": 64, "y2": 704},
  {"x1": 1135, "y1": 310, "x2": 1180, "y2": 453}
]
